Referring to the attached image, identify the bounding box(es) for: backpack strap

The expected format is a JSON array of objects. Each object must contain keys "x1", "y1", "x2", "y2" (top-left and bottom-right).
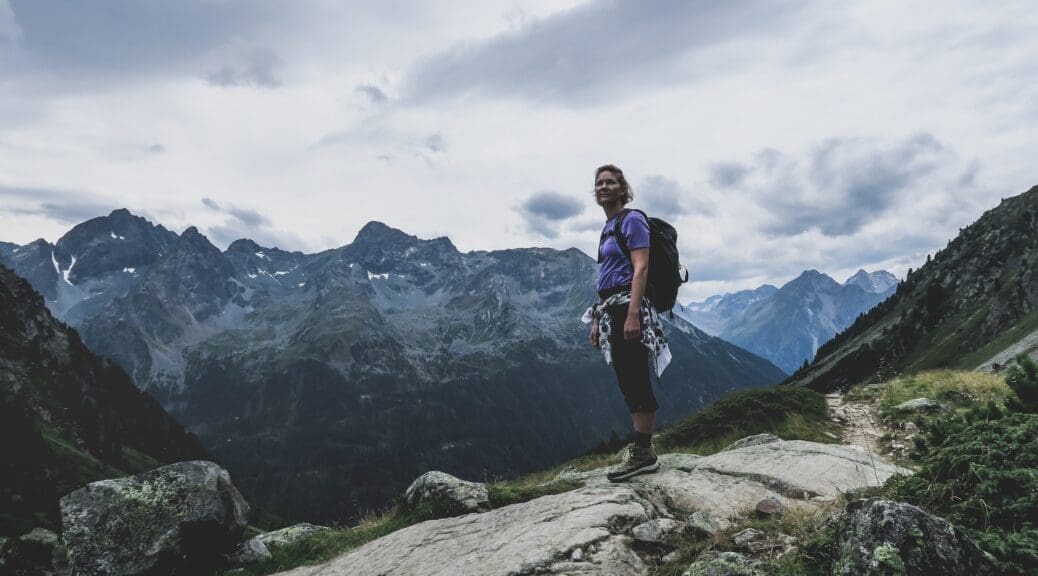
[{"x1": 612, "y1": 208, "x2": 648, "y2": 262}]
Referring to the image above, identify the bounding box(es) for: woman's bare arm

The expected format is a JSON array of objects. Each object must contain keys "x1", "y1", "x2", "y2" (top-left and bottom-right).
[{"x1": 625, "y1": 247, "x2": 649, "y2": 340}]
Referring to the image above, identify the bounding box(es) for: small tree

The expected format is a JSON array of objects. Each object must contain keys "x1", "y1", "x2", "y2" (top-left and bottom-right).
[{"x1": 1005, "y1": 353, "x2": 1038, "y2": 412}]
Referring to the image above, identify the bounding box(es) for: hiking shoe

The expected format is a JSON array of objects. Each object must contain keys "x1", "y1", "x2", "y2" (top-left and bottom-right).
[{"x1": 607, "y1": 444, "x2": 659, "y2": 482}]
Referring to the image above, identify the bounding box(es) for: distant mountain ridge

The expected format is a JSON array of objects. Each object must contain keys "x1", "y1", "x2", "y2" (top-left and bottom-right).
[
  {"x1": 1, "y1": 211, "x2": 785, "y2": 523},
  {"x1": 788, "y1": 184, "x2": 1038, "y2": 391},
  {"x1": 675, "y1": 269, "x2": 897, "y2": 373}
]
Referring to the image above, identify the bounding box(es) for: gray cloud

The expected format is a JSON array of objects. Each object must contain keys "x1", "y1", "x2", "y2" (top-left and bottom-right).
[
  {"x1": 356, "y1": 84, "x2": 388, "y2": 104},
  {"x1": 6, "y1": 1, "x2": 288, "y2": 82},
  {"x1": 516, "y1": 190, "x2": 585, "y2": 238},
  {"x1": 204, "y1": 47, "x2": 282, "y2": 88},
  {"x1": 522, "y1": 190, "x2": 583, "y2": 220},
  {"x1": 709, "y1": 163, "x2": 749, "y2": 189},
  {"x1": 424, "y1": 133, "x2": 445, "y2": 152},
  {"x1": 201, "y1": 197, "x2": 271, "y2": 228},
  {"x1": 0, "y1": 185, "x2": 115, "y2": 224},
  {"x1": 685, "y1": 231, "x2": 936, "y2": 284},
  {"x1": 402, "y1": 0, "x2": 805, "y2": 106},
  {"x1": 733, "y1": 133, "x2": 952, "y2": 237}
]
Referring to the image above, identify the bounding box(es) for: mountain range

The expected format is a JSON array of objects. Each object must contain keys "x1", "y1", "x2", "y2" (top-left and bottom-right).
[
  {"x1": 674, "y1": 269, "x2": 898, "y2": 373},
  {"x1": 0, "y1": 211, "x2": 785, "y2": 523}
]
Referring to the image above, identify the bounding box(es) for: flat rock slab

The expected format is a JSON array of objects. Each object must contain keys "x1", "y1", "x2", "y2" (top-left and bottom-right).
[
  {"x1": 689, "y1": 440, "x2": 905, "y2": 500},
  {"x1": 274, "y1": 486, "x2": 654, "y2": 576},
  {"x1": 639, "y1": 469, "x2": 796, "y2": 523}
]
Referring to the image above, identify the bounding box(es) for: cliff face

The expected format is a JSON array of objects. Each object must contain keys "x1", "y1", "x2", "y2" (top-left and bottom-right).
[{"x1": 0, "y1": 264, "x2": 208, "y2": 536}]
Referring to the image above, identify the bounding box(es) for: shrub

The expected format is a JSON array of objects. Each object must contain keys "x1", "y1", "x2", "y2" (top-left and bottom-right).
[
  {"x1": 889, "y1": 413, "x2": 1038, "y2": 574},
  {"x1": 1005, "y1": 353, "x2": 1038, "y2": 411}
]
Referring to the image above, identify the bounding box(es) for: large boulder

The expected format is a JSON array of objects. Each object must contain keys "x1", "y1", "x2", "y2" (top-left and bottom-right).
[
  {"x1": 832, "y1": 498, "x2": 995, "y2": 575},
  {"x1": 60, "y1": 460, "x2": 249, "y2": 576},
  {"x1": 405, "y1": 471, "x2": 490, "y2": 515}
]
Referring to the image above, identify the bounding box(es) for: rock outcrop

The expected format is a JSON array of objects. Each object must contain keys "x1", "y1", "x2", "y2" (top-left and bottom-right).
[
  {"x1": 405, "y1": 471, "x2": 490, "y2": 515},
  {"x1": 60, "y1": 461, "x2": 249, "y2": 576},
  {"x1": 272, "y1": 437, "x2": 905, "y2": 576},
  {"x1": 832, "y1": 498, "x2": 995, "y2": 575},
  {"x1": 231, "y1": 523, "x2": 333, "y2": 567},
  {"x1": 892, "y1": 397, "x2": 949, "y2": 414},
  {"x1": 257, "y1": 523, "x2": 332, "y2": 550},
  {"x1": 682, "y1": 551, "x2": 767, "y2": 576}
]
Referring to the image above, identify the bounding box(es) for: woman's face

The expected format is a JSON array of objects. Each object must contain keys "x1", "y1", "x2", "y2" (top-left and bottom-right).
[{"x1": 595, "y1": 170, "x2": 623, "y2": 206}]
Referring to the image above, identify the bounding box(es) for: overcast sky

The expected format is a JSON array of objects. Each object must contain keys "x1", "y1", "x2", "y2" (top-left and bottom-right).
[{"x1": 1, "y1": 1, "x2": 1035, "y2": 301}]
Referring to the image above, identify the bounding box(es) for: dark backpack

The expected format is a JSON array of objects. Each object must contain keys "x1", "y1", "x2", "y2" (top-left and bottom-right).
[{"x1": 599, "y1": 209, "x2": 689, "y2": 312}]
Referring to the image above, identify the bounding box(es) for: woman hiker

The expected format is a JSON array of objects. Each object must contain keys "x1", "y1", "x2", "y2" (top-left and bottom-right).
[{"x1": 583, "y1": 163, "x2": 671, "y2": 482}]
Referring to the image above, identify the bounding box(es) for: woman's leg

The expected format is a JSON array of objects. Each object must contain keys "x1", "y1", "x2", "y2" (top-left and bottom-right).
[
  {"x1": 631, "y1": 411, "x2": 655, "y2": 435},
  {"x1": 606, "y1": 315, "x2": 661, "y2": 481}
]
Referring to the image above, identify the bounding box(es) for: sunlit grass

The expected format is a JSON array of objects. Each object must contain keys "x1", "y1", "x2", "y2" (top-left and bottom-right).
[{"x1": 875, "y1": 370, "x2": 1011, "y2": 417}]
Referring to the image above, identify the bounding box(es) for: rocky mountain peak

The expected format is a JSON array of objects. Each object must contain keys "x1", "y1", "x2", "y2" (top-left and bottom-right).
[
  {"x1": 52, "y1": 208, "x2": 176, "y2": 282},
  {"x1": 353, "y1": 221, "x2": 415, "y2": 245},
  {"x1": 785, "y1": 269, "x2": 840, "y2": 294},
  {"x1": 843, "y1": 269, "x2": 898, "y2": 294},
  {"x1": 226, "y1": 238, "x2": 263, "y2": 253},
  {"x1": 162, "y1": 227, "x2": 224, "y2": 266}
]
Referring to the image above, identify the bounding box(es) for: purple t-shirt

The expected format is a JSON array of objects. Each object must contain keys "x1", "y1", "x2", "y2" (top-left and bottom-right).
[{"x1": 597, "y1": 210, "x2": 650, "y2": 294}]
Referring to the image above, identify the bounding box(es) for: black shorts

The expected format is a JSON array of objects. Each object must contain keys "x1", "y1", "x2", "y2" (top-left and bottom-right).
[{"x1": 606, "y1": 303, "x2": 659, "y2": 413}]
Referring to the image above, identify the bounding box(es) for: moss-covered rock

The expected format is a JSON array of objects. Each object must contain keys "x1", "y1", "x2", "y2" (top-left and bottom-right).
[
  {"x1": 682, "y1": 551, "x2": 767, "y2": 576},
  {"x1": 60, "y1": 460, "x2": 249, "y2": 576},
  {"x1": 832, "y1": 498, "x2": 994, "y2": 575},
  {"x1": 255, "y1": 523, "x2": 330, "y2": 551}
]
